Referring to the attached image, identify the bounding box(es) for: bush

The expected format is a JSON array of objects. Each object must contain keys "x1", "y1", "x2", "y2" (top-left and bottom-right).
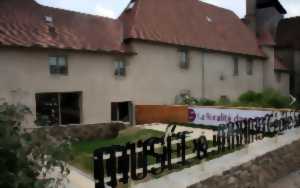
[
  {"x1": 237, "y1": 89, "x2": 290, "y2": 108},
  {"x1": 217, "y1": 96, "x2": 231, "y2": 106},
  {"x1": 182, "y1": 89, "x2": 291, "y2": 108},
  {"x1": 0, "y1": 103, "x2": 71, "y2": 188},
  {"x1": 260, "y1": 89, "x2": 290, "y2": 108},
  {"x1": 183, "y1": 97, "x2": 216, "y2": 106},
  {"x1": 238, "y1": 91, "x2": 262, "y2": 105},
  {"x1": 196, "y1": 98, "x2": 216, "y2": 106}
]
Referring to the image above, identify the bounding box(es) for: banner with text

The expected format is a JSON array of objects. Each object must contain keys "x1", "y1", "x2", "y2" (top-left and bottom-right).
[{"x1": 188, "y1": 107, "x2": 272, "y2": 126}]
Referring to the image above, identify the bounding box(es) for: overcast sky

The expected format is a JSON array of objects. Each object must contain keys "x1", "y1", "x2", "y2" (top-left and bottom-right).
[{"x1": 36, "y1": 0, "x2": 300, "y2": 19}]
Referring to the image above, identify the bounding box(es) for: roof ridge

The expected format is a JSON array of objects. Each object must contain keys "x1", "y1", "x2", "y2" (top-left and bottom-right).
[
  {"x1": 118, "y1": 0, "x2": 141, "y2": 38},
  {"x1": 35, "y1": 0, "x2": 118, "y2": 22},
  {"x1": 196, "y1": 0, "x2": 237, "y2": 15},
  {"x1": 130, "y1": 0, "x2": 142, "y2": 36}
]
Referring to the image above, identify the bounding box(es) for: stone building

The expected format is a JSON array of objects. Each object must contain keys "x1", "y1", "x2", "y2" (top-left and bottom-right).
[{"x1": 0, "y1": 0, "x2": 292, "y2": 126}]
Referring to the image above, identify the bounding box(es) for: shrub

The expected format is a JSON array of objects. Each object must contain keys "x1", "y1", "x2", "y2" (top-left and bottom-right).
[
  {"x1": 0, "y1": 103, "x2": 71, "y2": 188},
  {"x1": 238, "y1": 91, "x2": 262, "y2": 105},
  {"x1": 183, "y1": 96, "x2": 216, "y2": 106},
  {"x1": 182, "y1": 89, "x2": 291, "y2": 109},
  {"x1": 196, "y1": 98, "x2": 216, "y2": 106},
  {"x1": 260, "y1": 89, "x2": 290, "y2": 108},
  {"x1": 237, "y1": 89, "x2": 291, "y2": 108},
  {"x1": 217, "y1": 96, "x2": 231, "y2": 106}
]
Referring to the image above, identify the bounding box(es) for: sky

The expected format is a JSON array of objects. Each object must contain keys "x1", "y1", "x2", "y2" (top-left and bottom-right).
[{"x1": 36, "y1": 0, "x2": 300, "y2": 19}]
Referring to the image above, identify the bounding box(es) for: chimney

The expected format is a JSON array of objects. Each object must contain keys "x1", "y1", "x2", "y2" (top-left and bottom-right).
[{"x1": 245, "y1": 0, "x2": 257, "y2": 34}]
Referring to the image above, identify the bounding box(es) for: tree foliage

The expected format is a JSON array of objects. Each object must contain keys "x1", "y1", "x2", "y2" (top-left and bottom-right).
[{"x1": 0, "y1": 103, "x2": 71, "y2": 188}]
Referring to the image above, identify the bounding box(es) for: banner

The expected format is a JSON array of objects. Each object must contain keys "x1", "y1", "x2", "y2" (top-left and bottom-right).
[{"x1": 188, "y1": 107, "x2": 272, "y2": 126}]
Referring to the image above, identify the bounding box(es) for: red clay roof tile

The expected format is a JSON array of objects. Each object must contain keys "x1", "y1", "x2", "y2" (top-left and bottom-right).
[
  {"x1": 1, "y1": 0, "x2": 265, "y2": 58},
  {"x1": 0, "y1": 0, "x2": 127, "y2": 53},
  {"x1": 119, "y1": 0, "x2": 264, "y2": 57},
  {"x1": 257, "y1": 31, "x2": 276, "y2": 46}
]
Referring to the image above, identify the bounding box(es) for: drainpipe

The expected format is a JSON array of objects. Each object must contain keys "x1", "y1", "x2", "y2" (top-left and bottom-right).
[{"x1": 201, "y1": 52, "x2": 205, "y2": 98}]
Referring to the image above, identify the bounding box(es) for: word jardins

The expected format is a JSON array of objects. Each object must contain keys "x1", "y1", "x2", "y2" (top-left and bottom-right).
[{"x1": 93, "y1": 132, "x2": 209, "y2": 188}]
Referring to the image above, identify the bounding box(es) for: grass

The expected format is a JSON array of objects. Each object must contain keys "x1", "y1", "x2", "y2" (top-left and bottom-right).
[
  {"x1": 70, "y1": 128, "x2": 164, "y2": 173},
  {"x1": 69, "y1": 125, "x2": 248, "y2": 186},
  {"x1": 69, "y1": 127, "x2": 214, "y2": 174}
]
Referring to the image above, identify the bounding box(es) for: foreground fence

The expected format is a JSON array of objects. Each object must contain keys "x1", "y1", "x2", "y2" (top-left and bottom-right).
[{"x1": 93, "y1": 111, "x2": 300, "y2": 188}]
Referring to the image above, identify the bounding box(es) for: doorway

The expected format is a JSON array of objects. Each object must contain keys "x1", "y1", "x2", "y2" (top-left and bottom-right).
[
  {"x1": 111, "y1": 101, "x2": 133, "y2": 123},
  {"x1": 36, "y1": 92, "x2": 81, "y2": 126}
]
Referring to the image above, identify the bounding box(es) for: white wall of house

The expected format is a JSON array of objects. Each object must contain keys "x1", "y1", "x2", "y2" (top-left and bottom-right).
[
  {"x1": 0, "y1": 42, "x2": 269, "y2": 126},
  {"x1": 129, "y1": 41, "x2": 264, "y2": 100},
  {"x1": 262, "y1": 46, "x2": 290, "y2": 96},
  {"x1": 203, "y1": 51, "x2": 264, "y2": 99}
]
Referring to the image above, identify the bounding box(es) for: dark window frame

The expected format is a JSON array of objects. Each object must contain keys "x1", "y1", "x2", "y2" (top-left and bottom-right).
[
  {"x1": 114, "y1": 59, "x2": 126, "y2": 77},
  {"x1": 233, "y1": 57, "x2": 239, "y2": 76},
  {"x1": 35, "y1": 92, "x2": 82, "y2": 126},
  {"x1": 48, "y1": 55, "x2": 68, "y2": 75},
  {"x1": 246, "y1": 58, "x2": 254, "y2": 75},
  {"x1": 179, "y1": 49, "x2": 190, "y2": 69}
]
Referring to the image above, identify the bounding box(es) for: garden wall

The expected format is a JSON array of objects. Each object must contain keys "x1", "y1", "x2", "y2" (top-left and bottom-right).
[
  {"x1": 189, "y1": 139, "x2": 300, "y2": 188},
  {"x1": 31, "y1": 123, "x2": 126, "y2": 141},
  {"x1": 135, "y1": 105, "x2": 188, "y2": 124}
]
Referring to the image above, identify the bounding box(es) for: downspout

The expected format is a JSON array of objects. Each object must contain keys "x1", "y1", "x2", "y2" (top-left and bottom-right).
[{"x1": 201, "y1": 52, "x2": 205, "y2": 98}]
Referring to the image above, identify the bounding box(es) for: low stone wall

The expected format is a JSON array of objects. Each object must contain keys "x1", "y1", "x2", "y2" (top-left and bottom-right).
[
  {"x1": 189, "y1": 139, "x2": 300, "y2": 188},
  {"x1": 31, "y1": 123, "x2": 126, "y2": 141}
]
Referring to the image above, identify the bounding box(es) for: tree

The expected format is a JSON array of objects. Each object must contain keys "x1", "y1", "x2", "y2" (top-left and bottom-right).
[{"x1": 0, "y1": 103, "x2": 71, "y2": 188}]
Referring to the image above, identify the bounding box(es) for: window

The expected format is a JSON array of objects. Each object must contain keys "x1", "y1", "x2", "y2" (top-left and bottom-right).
[
  {"x1": 180, "y1": 50, "x2": 189, "y2": 69},
  {"x1": 36, "y1": 92, "x2": 81, "y2": 126},
  {"x1": 233, "y1": 57, "x2": 239, "y2": 76},
  {"x1": 48, "y1": 56, "x2": 68, "y2": 75},
  {"x1": 111, "y1": 101, "x2": 133, "y2": 123},
  {"x1": 246, "y1": 58, "x2": 254, "y2": 75},
  {"x1": 115, "y1": 60, "x2": 126, "y2": 77},
  {"x1": 276, "y1": 72, "x2": 282, "y2": 83}
]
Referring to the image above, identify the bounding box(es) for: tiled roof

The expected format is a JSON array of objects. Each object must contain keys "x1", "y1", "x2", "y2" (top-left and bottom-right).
[
  {"x1": 0, "y1": 0, "x2": 265, "y2": 58},
  {"x1": 120, "y1": 0, "x2": 264, "y2": 57},
  {"x1": 0, "y1": 0, "x2": 127, "y2": 54},
  {"x1": 257, "y1": 31, "x2": 276, "y2": 46},
  {"x1": 276, "y1": 17, "x2": 300, "y2": 50}
]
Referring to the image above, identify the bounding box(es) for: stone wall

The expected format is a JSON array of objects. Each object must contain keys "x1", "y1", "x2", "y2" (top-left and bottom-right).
[
  {"x1": 189, "y1": 139, "x2": 300, "y2": 188},
  {"x1": 31, "y1": 123, "x2": 126, "y2": 141}
]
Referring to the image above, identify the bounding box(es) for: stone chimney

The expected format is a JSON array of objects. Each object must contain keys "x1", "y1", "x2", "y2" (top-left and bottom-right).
[{"x1": 245, "y1": 0, "x2": 257, "y2": 34}]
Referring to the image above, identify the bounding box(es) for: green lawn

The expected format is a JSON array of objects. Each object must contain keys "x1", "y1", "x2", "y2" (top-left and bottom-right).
[
  {"x1": 70, "y1": 128, "x2": 164, "y2": 173},
  {"x1": 69, "y1": 127, "x2": 214, "y2": 174}
]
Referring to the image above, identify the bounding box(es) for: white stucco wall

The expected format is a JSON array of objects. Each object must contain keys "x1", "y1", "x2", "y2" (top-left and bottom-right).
[
  {"x1": 202, "y1": 51, "x2": 264, "y2": 99},
  {"x1": 130, "y1": 41, "x2": 265, "y2": 100},
  {"x1": 0, "y1": 42, "x2": 266, "y2": 126},
  {"x1": 262, "y1": 46, "x2": 290, "y2": 96}
]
